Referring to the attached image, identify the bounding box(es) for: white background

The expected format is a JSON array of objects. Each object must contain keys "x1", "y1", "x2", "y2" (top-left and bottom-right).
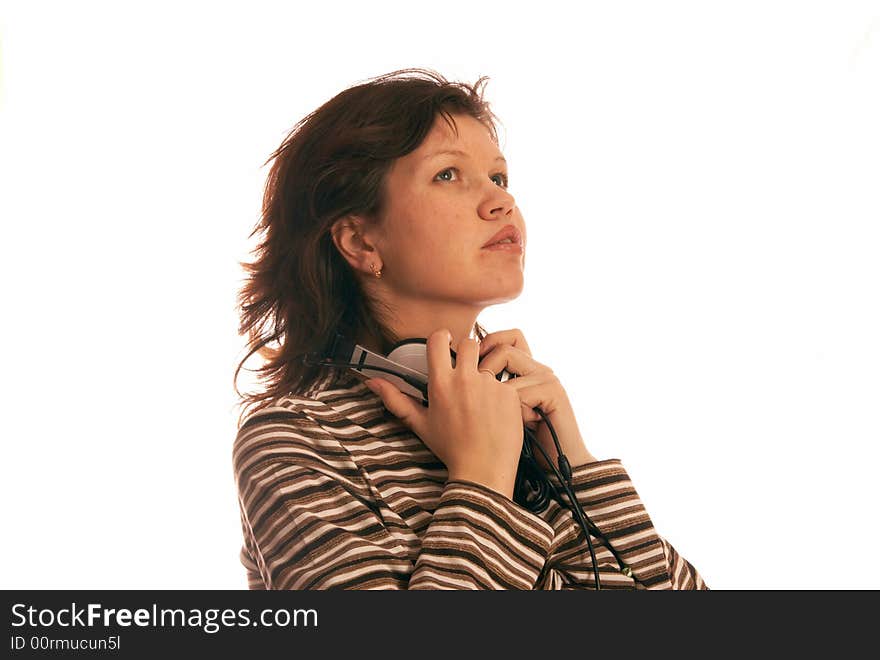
[{"x1": 1, "y1": 1, "x2": 877, "y2": 590}]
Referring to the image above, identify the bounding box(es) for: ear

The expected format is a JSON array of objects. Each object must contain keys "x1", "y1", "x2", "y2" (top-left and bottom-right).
[{"x1": 330, "y1": 215, "x2": 381, "y2": 274}]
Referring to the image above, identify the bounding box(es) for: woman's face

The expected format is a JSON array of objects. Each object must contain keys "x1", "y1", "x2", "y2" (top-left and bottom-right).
[{"x1": 371, "y1": 112, "x2": 526, "y2": 309}]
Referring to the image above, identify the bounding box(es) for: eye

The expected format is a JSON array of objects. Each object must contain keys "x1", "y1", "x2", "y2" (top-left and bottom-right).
[
  {"x1": 491, "y1": 172, "x2": 510, "y2": 188},
  {"x1": 435, "y1": 167, "x2": 510, "y2": 189},
  {"x1": 434, "y1": 167, "x2": 458, "y2": 183}
]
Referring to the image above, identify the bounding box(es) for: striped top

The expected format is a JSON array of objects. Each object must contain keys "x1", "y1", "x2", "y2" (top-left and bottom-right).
[{"x1": 233, "y1": 368, "x2": 708, "y2": 590}]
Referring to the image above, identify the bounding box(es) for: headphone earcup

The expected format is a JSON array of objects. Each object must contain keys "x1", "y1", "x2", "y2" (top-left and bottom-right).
[{"x1": 386, "y1": 340, "x2": 516, "y2": 382}]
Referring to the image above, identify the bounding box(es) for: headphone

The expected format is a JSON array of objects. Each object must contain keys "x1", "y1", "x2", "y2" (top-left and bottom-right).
[{"x1": 298, "y1": 331, "x2": 634, "y2": 589}]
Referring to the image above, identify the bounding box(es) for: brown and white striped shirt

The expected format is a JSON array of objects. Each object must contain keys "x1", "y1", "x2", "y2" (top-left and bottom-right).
[{"x1": 233, "y1": 369, "x2": 708, "y2": 590}]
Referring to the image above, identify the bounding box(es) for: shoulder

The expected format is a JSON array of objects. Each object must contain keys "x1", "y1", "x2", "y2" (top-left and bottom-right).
[{"x1": 232, "y1": 375, "x2": 370, "y2": 482}]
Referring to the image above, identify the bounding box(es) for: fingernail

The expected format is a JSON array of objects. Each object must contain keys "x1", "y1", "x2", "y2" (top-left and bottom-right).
[{"x1": 364, "y1": 380, "x2": 379, "y2": 394}]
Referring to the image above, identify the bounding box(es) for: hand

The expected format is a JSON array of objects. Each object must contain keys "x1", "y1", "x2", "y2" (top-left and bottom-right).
[
  {"x1": 363, "y1": 329, "x2": 526, "y2": 500},
  {"x1": 477, "y1": 328, "x2": 598, "y2": 471}
]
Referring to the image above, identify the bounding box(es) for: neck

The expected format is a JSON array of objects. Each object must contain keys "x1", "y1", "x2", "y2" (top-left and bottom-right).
[{"x1": 355, "y1": 298, "x2": 483, "y2": 356}]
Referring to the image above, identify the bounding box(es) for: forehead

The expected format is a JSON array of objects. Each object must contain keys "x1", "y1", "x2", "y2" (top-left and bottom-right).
[
  {"x1": 418, "y1": 113, "x2": 494, "y2": 152},
  {"x1": 389, "y1": 114, "x2": 499, "y2": 179}
]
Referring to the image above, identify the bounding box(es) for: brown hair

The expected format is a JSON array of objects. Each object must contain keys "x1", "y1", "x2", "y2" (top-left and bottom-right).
[{"x1": 233, "y1": 68, "x2": 502, "y2": 427}]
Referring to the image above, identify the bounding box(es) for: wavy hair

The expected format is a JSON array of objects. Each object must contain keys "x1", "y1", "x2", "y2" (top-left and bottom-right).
[{"x1": 233, "y1": 68, "x2": 502, "y2": 427}]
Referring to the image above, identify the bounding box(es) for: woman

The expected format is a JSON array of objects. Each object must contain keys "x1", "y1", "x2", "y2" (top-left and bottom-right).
[{"x1": 233, "y1": 68, "x2": 708, "y2": 590}]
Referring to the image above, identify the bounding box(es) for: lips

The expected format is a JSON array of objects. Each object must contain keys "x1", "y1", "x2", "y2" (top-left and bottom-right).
[{"x1": 481, "y1": 225, "x2": 522, "y2": 248}]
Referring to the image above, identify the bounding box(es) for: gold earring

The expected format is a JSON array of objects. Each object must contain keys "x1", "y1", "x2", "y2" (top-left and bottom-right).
[{"x1": 370, "y1": 262, "x2": 383, "y2": 279}]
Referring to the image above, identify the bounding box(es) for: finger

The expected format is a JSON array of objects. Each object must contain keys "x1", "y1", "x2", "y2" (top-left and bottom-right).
[
  {"x1": 520, "y1": 401, "x2": 543, "y2": 425},
  {"x1": 365, "y1": 378, "x2": 428, "y2": 439},
  {"x1": 477, "y1": 328, "x2": 532, "y2": 359},
  {"x1": 454, "y1": 335, "x2": 482, "y2": 375},
  {"x1": 477, "y1": 343, "x2": 541, "y2": 379},
  {"x1": 496, "y1": 372, "x2": 559, "y2": 423},
  {"x1": 506, "y1": 377, "x2": 564, "y2": 418},
  {"x1": 426, "y1": 328, "x2": 454, "y2": 384}
]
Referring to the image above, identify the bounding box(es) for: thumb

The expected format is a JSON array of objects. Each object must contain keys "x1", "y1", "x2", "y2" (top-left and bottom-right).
[{"x1": 365, "y1": 378, "x2": 426, "y2": 438}]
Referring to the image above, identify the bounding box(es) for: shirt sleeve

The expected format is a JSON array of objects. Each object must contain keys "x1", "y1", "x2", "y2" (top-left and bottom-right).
[
  {"x1": 659, "y1": 536, "x2": 709, "y2": 590},
  {"x1": 233, "y1": 411, "x2": 555, "y2": 590},
  {"x1": 543, "y1": 458, "x2": 709, "y2": 590}
]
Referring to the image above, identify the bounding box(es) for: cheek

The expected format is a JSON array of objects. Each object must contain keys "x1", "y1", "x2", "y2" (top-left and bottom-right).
[
  {"x1": 399, "y1": 208, "x2": 464, "y2": 253},
  {"x1": 391, "y1": 197, "x2": 481, "y2": 266},
  {"x1": 390, "y1": 231, "x2": 477, "y2": 284},
  {"x1": 395, "y1": 233, "x2": 456, "y2": 267}
]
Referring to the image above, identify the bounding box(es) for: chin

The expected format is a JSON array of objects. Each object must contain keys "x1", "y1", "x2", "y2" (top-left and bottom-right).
[{"x1": 474, "y1": 278, "x2": 524, "y2": 305}]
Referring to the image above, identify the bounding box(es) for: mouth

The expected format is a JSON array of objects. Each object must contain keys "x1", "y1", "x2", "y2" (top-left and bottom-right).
[
  {"x1": 482, "y1": 240, "x2": 524, "y2": 253},
  {"x1": 481, "y1": 225, "x2": 523, "y2": 249}
]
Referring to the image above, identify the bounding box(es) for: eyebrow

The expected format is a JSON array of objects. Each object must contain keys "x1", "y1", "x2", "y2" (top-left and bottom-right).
[{"x1": 423, "y1": 149, "x2": 507, "y2": 164}]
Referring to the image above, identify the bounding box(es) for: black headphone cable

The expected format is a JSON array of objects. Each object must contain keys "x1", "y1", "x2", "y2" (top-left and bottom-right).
[{"x1": 522, "y1": 414, "x2": 634, "y2": 589}]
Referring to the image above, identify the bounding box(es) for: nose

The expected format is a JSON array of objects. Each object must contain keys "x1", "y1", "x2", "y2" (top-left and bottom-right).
[{"x1": 478, "y1": 183, "x2": 516, "y2": 221}]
